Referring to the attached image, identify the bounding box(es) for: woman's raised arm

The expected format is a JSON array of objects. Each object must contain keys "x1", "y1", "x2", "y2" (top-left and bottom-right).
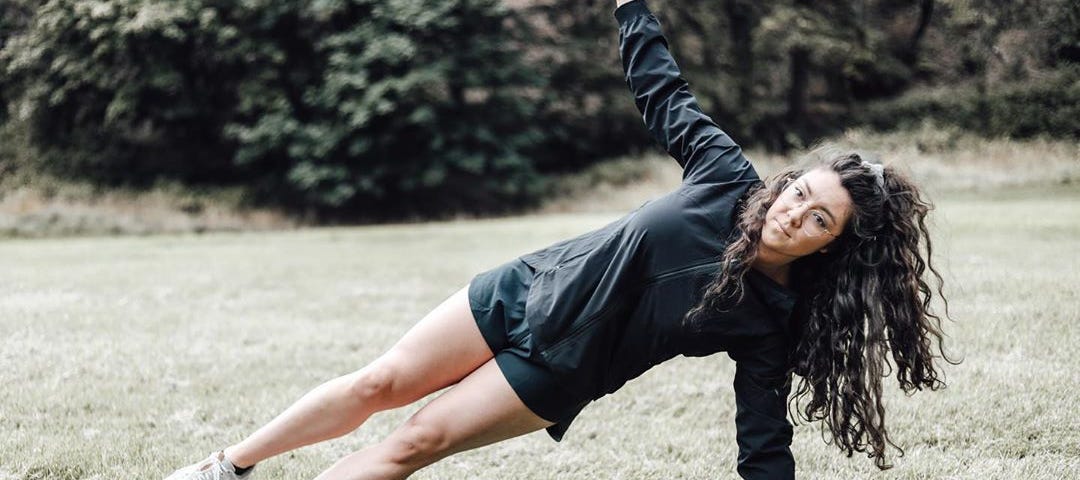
[{"x1": 615, "y1": 0, "x2": 757, "y2": 185}]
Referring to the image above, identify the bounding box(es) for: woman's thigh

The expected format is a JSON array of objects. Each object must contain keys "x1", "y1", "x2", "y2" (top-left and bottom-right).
[
  {"x1": 363, "y1": 285, "x2": 494, "y2": 406},
  {"x1": 313, "y1": 359, "x2": 552, "y2": 479},
  {"x1": 386, "y1": 358, "x2": 554, "y2": 468}
]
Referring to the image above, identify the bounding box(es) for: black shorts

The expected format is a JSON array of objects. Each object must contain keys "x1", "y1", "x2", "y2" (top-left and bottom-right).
[{"x1": 468, "y1": 258, "x2": 590, "y2": 441}]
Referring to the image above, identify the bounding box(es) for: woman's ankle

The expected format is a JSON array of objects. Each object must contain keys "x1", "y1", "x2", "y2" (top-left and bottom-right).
[{"x1": 222, "y1": 446, "x2": 255, "y2": 470}]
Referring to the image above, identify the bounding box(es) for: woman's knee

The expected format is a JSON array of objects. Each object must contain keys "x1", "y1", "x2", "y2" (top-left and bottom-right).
[
  {"x1": 384, "y1": 414, "x2": 450, "y2": 467},
  {"x1": 346, "y1": 361, "x2": 399, "y2": 407}
]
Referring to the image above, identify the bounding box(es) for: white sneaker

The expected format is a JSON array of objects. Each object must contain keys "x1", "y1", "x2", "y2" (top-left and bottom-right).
[{"x1": 164, "y1": 451, "x2": 255, "y2": 480}]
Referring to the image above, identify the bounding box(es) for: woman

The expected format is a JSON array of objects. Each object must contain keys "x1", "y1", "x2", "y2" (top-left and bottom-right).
[{"x1": 165, "y1": 0, "x2": 956, "y2": 478}]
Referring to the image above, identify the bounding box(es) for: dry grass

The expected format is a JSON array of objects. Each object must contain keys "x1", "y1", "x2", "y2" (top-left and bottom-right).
[
  {"x1": 1, "y1": 127, "x2": 1075, "y2": 237},
  {"x1": 0, "y1": 175, "x2": 1077, "y2": 478},
  {"x1": 541, "y1": 126, "x2": 1078, "y2": 214},
  {"x1": 1, "y1": 128, "x2": 1077, "y2": 477},
  {"x1": 0, "y1": 178, "x2": 294, "y2": 238}
]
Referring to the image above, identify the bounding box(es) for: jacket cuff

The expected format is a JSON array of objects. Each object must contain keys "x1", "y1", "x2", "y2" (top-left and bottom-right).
[{"x1": 614, "y1": 0, "x2": 652, "y2": 25}]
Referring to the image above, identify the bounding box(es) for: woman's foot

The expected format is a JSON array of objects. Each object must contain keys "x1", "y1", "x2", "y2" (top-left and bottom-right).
[{"x1": 164, "y1": 451, "x2": 255, "y2": 480}]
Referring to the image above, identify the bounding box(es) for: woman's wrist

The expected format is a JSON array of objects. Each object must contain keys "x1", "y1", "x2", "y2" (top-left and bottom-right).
[{"x1": 614, "y1": 0, "x2": 651, "y2": 25}]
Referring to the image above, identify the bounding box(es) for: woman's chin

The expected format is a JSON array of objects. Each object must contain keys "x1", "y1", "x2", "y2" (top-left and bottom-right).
[
  {"x1": 760, "y1": 236, "x2": 788, "y2": 256},
  {"x1": 763, "y1": 228, "x2": 787, "y2": 246}
]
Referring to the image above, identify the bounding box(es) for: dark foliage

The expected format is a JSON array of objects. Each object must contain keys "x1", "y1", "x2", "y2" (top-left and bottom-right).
[
  {"x1": 859, "y1": 69, "x2": 1080, "y2": 138},
  {"x1": 0, "y1": 0, "x2": 547, "y2": 219},
  {"x1": 0, "y1": 0, "x2": 1075, "y2": 219},
  {"x1": 224, "y1": 0, "x2": 549, "y2": 219}
]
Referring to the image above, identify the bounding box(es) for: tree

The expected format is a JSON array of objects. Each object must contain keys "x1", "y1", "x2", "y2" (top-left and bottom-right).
[
  {"x1": 0, "y1": 0, "x2": 547, "y2": 219},
  {"x1": 226, "y1": 0, "x2": 547, "y2": 218}
]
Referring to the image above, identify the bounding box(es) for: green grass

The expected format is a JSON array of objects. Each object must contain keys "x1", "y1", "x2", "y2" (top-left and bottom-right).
[{"x1": 1, "y1": 184, "x2": 1078, "y2": 479}]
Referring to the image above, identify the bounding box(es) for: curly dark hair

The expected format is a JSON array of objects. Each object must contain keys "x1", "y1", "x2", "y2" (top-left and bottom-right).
[{"x1": 686, "y1": 149, "x2": 961, "y2": 470}]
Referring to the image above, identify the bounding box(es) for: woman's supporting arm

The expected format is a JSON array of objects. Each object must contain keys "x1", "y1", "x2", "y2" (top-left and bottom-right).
[
  {"x1": 731, "y1": 367, "x2": 796, "y2": 479},
  {"x1": 727, "y1": 337, "x2": 796, "y2": 479},
  {"x1": 615, "y1": 0, "x2": 757, "y2": 185}
]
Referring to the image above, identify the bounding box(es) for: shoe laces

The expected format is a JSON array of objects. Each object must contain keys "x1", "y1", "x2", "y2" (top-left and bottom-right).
[{"x1": 193, "y1": 451, "x2": 236, "y2": 479}]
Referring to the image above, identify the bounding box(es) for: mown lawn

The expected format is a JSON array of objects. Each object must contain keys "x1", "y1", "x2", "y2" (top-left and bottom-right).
[{"x1": 1, "y1": 185, "x2": 1077, "y2": 479}]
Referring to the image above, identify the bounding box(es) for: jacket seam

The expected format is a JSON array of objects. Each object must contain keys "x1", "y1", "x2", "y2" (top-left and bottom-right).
[{"x1": 675, "y1": 186, "x2": 727, "y2": 228}]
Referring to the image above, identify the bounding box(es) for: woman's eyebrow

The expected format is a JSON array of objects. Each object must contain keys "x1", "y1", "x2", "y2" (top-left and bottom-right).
[{"x1": 801, "y1": 180, "x2": 837, "y2": 224}]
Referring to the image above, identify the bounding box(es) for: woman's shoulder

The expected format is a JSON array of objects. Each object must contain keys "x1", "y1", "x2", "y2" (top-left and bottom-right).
[{"x1": 670, "y1": 177, "x2": 762, "y2": 226}]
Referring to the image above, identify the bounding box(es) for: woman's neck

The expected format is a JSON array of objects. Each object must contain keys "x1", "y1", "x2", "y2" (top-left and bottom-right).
[{"x1": 751, "y1": 249, "x2": 792, "y2": 287}]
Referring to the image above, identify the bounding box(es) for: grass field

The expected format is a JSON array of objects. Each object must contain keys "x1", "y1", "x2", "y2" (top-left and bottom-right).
[{"x1": 2, "y1": 180, "x2": 1079, "y2": 478}]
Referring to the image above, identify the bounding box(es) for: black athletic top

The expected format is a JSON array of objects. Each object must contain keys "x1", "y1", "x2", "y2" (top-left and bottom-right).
[{"x1": 515, "y1": 1, "x2": 800, "y2": 478}]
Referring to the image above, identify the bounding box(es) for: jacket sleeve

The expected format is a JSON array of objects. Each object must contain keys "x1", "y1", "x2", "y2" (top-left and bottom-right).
[
  {"x1": 615, "y1": 0, "x2": 757, "y2": 186},
  {"x1": 727, "y1": 337, "x2": 796, "y2": 479}
]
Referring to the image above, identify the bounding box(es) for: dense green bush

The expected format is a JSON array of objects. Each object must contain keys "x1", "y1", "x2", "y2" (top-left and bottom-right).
[
  {"x1": 227, "y1": 0, "x2": 551, "y2": 218},
  {"x1": 0, "y1": 0, "x2": 546, "y2": 219},
  {"x1": 858, "y1": 69, "x2": 1080, "y2": 139},
  {"x1": 1, "y1": 1, "x2": 254, "y2": 183},
  {"x1": 2, "y1": 0, "x2": 1077, "y2": 222},
  {"x1": 0, "y1": 1, "x2": 33, "y2": 126}
]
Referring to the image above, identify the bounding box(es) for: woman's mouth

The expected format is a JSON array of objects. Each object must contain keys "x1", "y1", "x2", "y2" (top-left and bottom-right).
[{"x1": 774, "y1": 218, "x2": 791, "y2": 238}]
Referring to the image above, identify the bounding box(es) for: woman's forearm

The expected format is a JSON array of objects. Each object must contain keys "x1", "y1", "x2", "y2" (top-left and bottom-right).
[{"x1": 616, "y1": 0, "x2": 753, "y2": 184}]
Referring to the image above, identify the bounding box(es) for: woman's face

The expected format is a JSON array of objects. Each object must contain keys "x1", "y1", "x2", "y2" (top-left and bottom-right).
[{"x1": 760, "y1": 168, "x2": 854, "y2": 260}]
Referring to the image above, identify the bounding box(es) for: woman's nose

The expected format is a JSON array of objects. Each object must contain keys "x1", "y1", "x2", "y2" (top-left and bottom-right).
[{"x1": 787, "y1": 204, "x2": 807, "y2": 226}]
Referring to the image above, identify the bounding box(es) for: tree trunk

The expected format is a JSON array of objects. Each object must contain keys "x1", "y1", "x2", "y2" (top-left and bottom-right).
[
  {"x1": 786, "y1": 0, "x2": 812, "y2": 140},
  {"x1": 786, "y1": 46, "x2": 810, "y2": 137},
  {"x1": 902, "y1": 0, "x2": 934, "y2": 68},
  {"x1": 724, "y1": 0, "x2": 755, "y2": 111}
]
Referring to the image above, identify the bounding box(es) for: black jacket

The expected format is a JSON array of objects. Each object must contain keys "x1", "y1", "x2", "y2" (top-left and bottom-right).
[{"x1": 517, "y1": 1, "x2": 799, "y2": 478}]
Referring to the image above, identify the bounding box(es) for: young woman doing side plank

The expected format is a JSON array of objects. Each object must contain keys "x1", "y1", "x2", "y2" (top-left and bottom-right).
[{"x1": 165, "y1": 1, "x2": 957, "y2": 478}]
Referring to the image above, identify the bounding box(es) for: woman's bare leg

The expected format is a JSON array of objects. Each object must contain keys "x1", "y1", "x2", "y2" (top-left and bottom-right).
[
  {"x1": 313, "y1": 358, "x2": 554, "y2": 480},
  {"x1": 221, "y1": 285, "x2": 494, "y2": 468}
]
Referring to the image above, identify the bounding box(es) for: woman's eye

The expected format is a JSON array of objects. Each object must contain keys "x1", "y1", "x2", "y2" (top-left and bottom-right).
[
  {"x1": 813, "y1": 213, "x2": 827, "y2": 227},
  {"x1": 794, "y1": 187, "x2": 804, "y2": 197}
]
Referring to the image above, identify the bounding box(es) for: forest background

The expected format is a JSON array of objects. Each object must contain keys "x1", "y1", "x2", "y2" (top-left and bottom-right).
[
  {"x1": 0, "y1": 0, "x2": 1076, "y2": 229},
  {"x1": 2, "y1": 2, "x2": 1079, "y2": 478}
]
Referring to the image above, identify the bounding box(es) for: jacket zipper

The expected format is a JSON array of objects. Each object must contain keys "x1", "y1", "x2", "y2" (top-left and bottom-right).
[
  {"x1": 641, "y1": 258, "x2": 721, "y2": 287},
  {"x1": 541, "y1": 299, "x2": 621, "y2": 359},
  {"x1": 541, "y1": 258, "x2": 722, "y2": 357}
]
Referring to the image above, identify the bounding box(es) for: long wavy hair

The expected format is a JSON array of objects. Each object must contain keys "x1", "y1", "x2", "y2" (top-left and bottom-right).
[{"x1": 686, "y1": 149, "x2": 961, "y2": 470}]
